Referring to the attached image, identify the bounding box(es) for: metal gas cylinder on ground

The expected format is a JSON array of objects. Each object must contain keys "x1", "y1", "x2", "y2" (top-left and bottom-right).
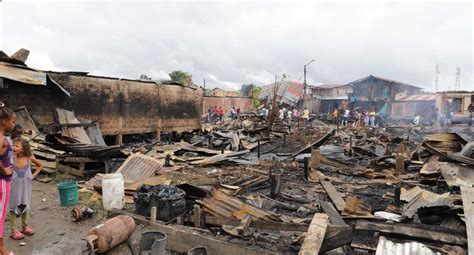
[{"x1": 85, "y1": 215, "x2": 136, "y2": 254}]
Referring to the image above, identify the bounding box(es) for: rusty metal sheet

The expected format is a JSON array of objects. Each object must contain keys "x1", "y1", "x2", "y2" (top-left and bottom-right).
[
  {"x1": 375, "y1": 236, "x2": 441, "y2": 255},
  {"x1": 83, "y1": 120, "x2": 106, "y2": 146},
  {"x1": 47, "y1": 75, "x2": 71, "y2": 97},
  {"x1": 116, "y1": 154, "x2": 162, "y2": 182},
  {"x1": 400, "y1": 186, "x2": 424, "y2": 203},
  {"x1": 439, "y1": 162, "x2": 474, "y2": 188},
  {"x1": 401, "y1": 187, "x2": 453, "y2": 218},
  {"x1": 198, "y1": 187, "x2": 281, "y2": 222},
  {"x1": 0, "y1": 62, "x2": 46, "y2": 85},
  {"x1": 56, "y1": 108, "x2": 92, "y2": 144}
]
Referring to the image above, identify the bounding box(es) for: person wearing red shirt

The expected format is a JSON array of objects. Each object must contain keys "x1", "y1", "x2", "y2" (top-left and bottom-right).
[{"x1": 218, "y1": 106, "x2": 224, "y2": 122}]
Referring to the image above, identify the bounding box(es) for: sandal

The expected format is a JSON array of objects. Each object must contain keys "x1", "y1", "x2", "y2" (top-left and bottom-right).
[
  {"x1": 10, "y1": 231, "x2": 24, "y2": 240},
  {"x1": 22, "y1": 226, "x2": 34, "y2": 235}
]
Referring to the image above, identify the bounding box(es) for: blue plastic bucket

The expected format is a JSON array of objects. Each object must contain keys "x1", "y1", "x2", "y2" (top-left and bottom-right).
[{"x1": 57, "y1": 180, "x2": 78, "y2": 206}]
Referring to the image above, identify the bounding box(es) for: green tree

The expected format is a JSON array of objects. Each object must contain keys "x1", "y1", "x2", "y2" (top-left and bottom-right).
[
  {"x1": 252, "y1": 86, "x2": 262, "y2": 108},
  {"x1": 169, "y1": 70, "x2": 193, "y2": 86}
]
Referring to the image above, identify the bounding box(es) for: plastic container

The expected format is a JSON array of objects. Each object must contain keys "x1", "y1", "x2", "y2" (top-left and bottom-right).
[
  {"x1": 138, "y1": 231, "x2": 167, "y2": 255},
  {"x1": 57, "y1": 180, "x2": 79, "y2": 206},
  {"x1": 101, "y1": 173, "x2": 124, "y2": 211},
  {"x1": 135, "y1": 185, "x2": 186, "y2": 221}
]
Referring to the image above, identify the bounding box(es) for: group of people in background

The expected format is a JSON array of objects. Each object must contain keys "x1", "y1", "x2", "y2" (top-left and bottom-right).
[
  {"x1": 334, "y1": 108, "x2": 377, "y2": 127},
  {"x1": 334, "y1": 106, "x2": 459, "y2": 129},
  {"x1": 207, "y1": 106, "x2": 241, "y2": 123},
  {"x1": 277, "y1": 107, "x2": 310, "y2": 125}
]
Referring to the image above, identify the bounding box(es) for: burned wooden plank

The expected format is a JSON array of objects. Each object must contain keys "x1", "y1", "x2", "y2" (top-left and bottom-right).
[
  {"x1": 461, "y1": 185, "x2": 474, "y2": 255},
  {"x1": 395, "y1": 143, "x2": 405, "y2": 173},
  {"x1": 320, "y1": 201, "x2": 347, "y2": 226},
  {"x1": 310, "y1": 149, "x2": 320, "y2": 169},
  {"x1": 355, "y1": 220, "x2": 467, "y2": 245},
  {"x1": 287, "y1": 129, "x2": 335, "y2": 159},
  {"x1": 298, "y1": 213, "x2": 329, "y2": 255},
  {"x1": 194, "y1": 204, "x2": 204, "y2": 228},
  {"x1": 190, "y1": 150, "x2": 250, "y2": 165},
  {"x1": 179, "y1": 141, "x2": 223, "y2": 155},
  {"x1": 320, "y1": 181, "x2": 346, "y2": 212},
  {"x1": 13, "y1": 106, "x2": 39, "y2": 135},
  {"x1": 236, "y1": 215, "x2": 253, "y2": 235},
  {"x1": 186, "y1": 214, "x2": 310, "y2": 232},
  {"x1": 56, "y1": 160, "x2": 84, "y2": 177}
]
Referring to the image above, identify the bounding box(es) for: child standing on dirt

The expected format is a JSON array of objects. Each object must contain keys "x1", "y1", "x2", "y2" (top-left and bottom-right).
[
  {"x1": 9, "y1": 138, "x2": 43, "y2": 240},
  {"x1": 0, "y1": 103, "x2": 15, "y2": 254}
]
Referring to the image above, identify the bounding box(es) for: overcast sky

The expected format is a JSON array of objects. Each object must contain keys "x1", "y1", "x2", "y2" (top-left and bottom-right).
[{"x1": 0, "y1": 0, "x2": 472, "y2": 91}]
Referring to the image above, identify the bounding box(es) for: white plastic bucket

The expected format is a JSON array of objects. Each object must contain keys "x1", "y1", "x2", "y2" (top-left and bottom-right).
[{"x1": 101, "y1": 173, "x2": 124, "y2": 211}]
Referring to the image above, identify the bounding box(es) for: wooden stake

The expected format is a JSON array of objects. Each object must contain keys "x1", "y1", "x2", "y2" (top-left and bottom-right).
[
  {"x1": 150, "y1": 206, "x2": 157, "y2": 223},
  {"x1": 194, "y1": 205, "x2": 203, "y2": 228},
  {"x1": 311, "y1": 149, "x2": 320, "y2": 170}
]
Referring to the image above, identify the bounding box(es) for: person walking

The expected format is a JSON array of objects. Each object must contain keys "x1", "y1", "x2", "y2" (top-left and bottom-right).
[
  {"x1": 302, "y1": 108, "x2": 309, "y2": 126},
  {"x1": 341, "y1": 108, "x2": 350, "y2": 126},
  {"x1": 370, "y1": 110, "x2": 376, "y2": 127}
]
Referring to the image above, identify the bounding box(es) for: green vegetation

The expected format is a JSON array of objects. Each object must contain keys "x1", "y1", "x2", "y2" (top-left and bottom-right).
[
  {"x1": 252, "y1": 85, "x2": 262, "y2": 108},
  {"x1": 169, "y1": 70, "x2": 193, "y2": 86}
]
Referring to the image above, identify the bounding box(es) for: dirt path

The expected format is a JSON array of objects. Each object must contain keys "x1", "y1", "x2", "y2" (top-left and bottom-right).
[{"x1": 3, "y1": 180, "x2": 141, "y2": 255}]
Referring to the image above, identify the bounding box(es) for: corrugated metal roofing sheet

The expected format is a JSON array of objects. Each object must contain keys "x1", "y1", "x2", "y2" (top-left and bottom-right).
[
  {"x1": 259, "y1": 81, "x2": 304, "y2": 107},
  {"x1": 0, "y1": 62, "x2": 46, "y2": 85},
  {"x1": 84, "y1": 121, "x2": 106, "y2": 146},
  {"x1": 0, "y1": 61, "x2": 70, "y2": 96},
  {"x1": 116, "y1": 154, "x2": 162, "y2": 182},
  {"x1": 348, "y1": 75, "x2": 423, "y2": 89},
  {"x1": 198, "y1": 187, "x2": 281, "y2": 222},
  {"x1": 56, "y1": 108, "x2": 92, "y2": 144},
  {"x1": 376, "y1": 236, "x2": 441, "y2": 255}
]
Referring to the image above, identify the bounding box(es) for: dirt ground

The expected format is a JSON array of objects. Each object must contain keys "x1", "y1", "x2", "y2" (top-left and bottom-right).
[{"x1": 3, "y1": 179, "x2": 144, "y2": 255}]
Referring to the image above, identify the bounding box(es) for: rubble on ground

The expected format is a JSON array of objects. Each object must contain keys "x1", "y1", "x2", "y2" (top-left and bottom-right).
[{"x1": 13, "y1": 105, "x2": 474, "y2": 254}]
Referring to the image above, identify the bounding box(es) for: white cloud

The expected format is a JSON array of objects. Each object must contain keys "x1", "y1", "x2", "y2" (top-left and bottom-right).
[
  {"x1": 0, "y1": 1, "x2": 471, "y2": 92},
  {"x1": 205, "y1": 74, "x2": 240, "y2": 90}
]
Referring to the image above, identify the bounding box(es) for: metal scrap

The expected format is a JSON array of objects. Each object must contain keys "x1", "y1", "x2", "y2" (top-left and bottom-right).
[
  {"x1": 375, "y1": 236, "x2": 441, "y2": 255},
  {"x1": 116, "y1": 153, "x2": 163, "y2": 182},
  {"x1": 198, "y1": 186, "x2": 281, "y2": 222}
]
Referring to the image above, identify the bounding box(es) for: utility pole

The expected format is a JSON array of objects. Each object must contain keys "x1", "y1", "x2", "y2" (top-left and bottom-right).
[
  {"x1": 455, "y1": 67, "x2": 461, "y2": 91},
  {"x1": 203, "y1": 79, "x2": 206, "y2": 95},
  {"x1": 303, "y1": 59, "x2": 315, "y2": 95},
  {"x1": 435, "y1": 65, "x2": 440, "y2": 92}
]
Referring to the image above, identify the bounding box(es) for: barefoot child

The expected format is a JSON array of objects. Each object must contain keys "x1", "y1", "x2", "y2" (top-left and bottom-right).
[
  {"x1": 0, "y1": 103, "x2": 15, "y2": 254},
  {"x1": 9, "y1": 138, "x2": 42, "y2": 240}
]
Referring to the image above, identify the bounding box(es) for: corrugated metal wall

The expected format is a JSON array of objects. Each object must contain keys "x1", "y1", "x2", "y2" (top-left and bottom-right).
[{"x1": 303, "y1": 97, "x2": 321, "y2": 113}]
